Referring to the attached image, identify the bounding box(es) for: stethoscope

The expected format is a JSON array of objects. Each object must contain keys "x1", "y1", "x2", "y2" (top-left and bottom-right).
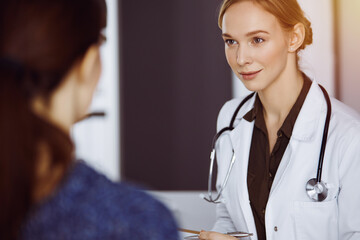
[{"x1": 203, "y1": 85, "x2": 331, "y2": 203}]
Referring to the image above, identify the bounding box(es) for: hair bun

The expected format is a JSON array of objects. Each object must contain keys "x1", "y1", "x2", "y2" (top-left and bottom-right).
[{"x1": 300, "y1": 17, "x2": 313, "y2": 50}]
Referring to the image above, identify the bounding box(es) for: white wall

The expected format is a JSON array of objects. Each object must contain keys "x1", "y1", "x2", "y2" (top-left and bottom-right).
[
  {"x1": 150, "y1": 191, "x2": 217, "y2": 231},
  {"x1": 232, "y1": 0, "x2": 335, "y2": 98},
  {"x1": 72, "y1": 0, "x2": 120, "y2": 181},
  {"x1": 339, "y1": 0, "x2": 360, "y2": 113}
]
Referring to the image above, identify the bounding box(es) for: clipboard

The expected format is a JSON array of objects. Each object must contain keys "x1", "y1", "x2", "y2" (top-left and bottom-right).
[{"x1": 179, "y1": 229, "x2": 253, "y2": 239}]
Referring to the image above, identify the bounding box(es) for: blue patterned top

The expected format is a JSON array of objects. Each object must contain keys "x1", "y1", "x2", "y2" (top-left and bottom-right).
[{"x1": 21, "y1": 161, "x2": 179, "y2": 240}]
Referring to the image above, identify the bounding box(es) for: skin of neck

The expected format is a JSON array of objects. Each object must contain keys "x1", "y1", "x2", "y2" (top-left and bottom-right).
[
  {"x1": 31, "y1": 64, "x2": 81, "y2": 135},
  {"x1": 30, "y1": 64, "x2": 80, "y2": 202},
  {"x1": 29, "y1": 44, "x2": 101, "y2": 202},
  {"x1": 257, "y1": 52, "x2": 304, "y2": 124}
]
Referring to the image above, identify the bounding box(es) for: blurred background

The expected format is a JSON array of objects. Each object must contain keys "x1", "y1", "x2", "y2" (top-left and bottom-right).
[{"x1": 72, "y1": 0, "x2": 360, "y2": 232}]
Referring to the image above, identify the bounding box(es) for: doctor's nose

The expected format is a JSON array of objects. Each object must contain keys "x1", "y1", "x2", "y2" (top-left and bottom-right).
[{"x1": 236, "y1": 46, "x2": 253, "y2": 66}]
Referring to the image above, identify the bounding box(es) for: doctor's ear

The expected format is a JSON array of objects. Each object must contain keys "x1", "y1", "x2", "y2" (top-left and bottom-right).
[{"x1": 288, "y1": 23, "x2": 305, "y2": 53}]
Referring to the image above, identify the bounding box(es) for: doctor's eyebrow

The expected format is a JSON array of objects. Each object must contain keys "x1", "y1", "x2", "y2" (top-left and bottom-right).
[
  {"x1": 222, "y1": 33, "x2": 234, "y2": 38},
  {"x1": 222, "y1": 30, "x2": 270, "y2": 38},
  {"x1": 245, "y1": 30, "x2": 270, "y2": 36}
]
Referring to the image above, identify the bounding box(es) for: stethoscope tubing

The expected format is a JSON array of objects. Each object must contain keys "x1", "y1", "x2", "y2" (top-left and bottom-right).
[
  {"x1": 210, "y1": 92, "x2": 256, "y2": 149},
  {"x1": 316, "y1": 85, "x2": 332, "y2": 183},
  {"x1": 205, "y1": 85, "x2": 332, "y2": 203},
  {"x1": 205, "y1": 92, "x2": 255, "y2": 203}
]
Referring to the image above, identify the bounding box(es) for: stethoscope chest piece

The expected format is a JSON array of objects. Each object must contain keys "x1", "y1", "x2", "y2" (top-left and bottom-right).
[
  {"x1": 204, "y1": 85, "x2": 332, "y2": 204},
  {"x1": 306, "y1": 178, "x2": 328, "y2": 201}
]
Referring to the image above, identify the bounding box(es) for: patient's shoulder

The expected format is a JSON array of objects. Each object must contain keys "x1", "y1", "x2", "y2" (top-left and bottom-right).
[{"x1": 22, "y1": 161, "x2": 178, "y2": 239}]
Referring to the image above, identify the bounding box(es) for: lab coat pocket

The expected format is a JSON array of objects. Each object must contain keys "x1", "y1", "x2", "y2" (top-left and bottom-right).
[{"x1": 293, "y1": 198, "x2": 338, "y2": 240}]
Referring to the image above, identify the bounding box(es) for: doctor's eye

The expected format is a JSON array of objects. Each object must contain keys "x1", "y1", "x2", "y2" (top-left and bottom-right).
[
  {"x1": 224, "y1": 39, "x2": 238, "y2": 46},
  {"x1": 250, "y1": 37, "x2": 265, "y2": 46}
]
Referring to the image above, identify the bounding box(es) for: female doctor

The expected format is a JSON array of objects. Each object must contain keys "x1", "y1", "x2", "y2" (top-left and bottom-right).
[{"x1": 199, "y1": 0, "x2": 360, "y2": 240}]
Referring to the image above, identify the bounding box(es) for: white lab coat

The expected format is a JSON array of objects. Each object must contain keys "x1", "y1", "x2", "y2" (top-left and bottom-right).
[{"x1": 212, "y1": 81, "x2": 360, "y2": 240}]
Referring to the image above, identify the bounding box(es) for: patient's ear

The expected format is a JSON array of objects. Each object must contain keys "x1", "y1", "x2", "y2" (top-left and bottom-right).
[
  {"x1": 288, "y1": 23, "x2": 305, "y2": 52},
  {"x1": 72, "y1": 44, "x2": 102, "y2": 122},
  {"x1": 77, "y1": 44, "x2": 102, "y2": 85}
]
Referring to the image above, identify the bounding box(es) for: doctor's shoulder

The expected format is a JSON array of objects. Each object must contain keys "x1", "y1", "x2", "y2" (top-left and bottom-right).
[
  {"x1": 216, "y1": 95, "x2": 255, "y2": 132},
  {"x1": 328, "y1": 97, "x2": 360, "y2": 161},
  {"x1": 329, "y1": 97, "x2": 360, "y2": 138}
]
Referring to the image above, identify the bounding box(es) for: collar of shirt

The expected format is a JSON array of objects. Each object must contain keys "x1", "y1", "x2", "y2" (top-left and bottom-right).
[{"x1": 243, "y1": 74, "x2": 312, "y2": 139}]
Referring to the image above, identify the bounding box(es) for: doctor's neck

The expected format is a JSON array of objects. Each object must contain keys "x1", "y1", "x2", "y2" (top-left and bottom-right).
[{"x1": 258, "y1": 66, "x2": 304, "y2": 125}]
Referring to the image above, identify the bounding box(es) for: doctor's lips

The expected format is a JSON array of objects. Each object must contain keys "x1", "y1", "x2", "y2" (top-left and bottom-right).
[{"x1": 239, "y1": 69, "x2": 263, "y2": 80}]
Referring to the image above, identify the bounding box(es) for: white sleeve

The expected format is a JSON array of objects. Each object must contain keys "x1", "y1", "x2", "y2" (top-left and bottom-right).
[
  {"x1": 212, "y1": 201, "x2": 237, "y2": 233},
  {"x1": 211, "y1": 134, "x2": 237, "y2": 233},
  {"x1": 211, "y1": 99, "x2": 240, "y2": 233},
  {"x1": 338, "y1": 125, "x2": 360, "y2": 239}
]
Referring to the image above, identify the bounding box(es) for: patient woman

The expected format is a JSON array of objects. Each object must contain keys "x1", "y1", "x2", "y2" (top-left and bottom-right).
[{"x1": 0, "y1": 0, "x2": 178, "y2": 239}]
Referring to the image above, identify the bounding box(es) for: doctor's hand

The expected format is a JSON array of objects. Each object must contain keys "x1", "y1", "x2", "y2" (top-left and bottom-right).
[{"x1": 198, "y1": 230, "x2": 237, "y2": 240}]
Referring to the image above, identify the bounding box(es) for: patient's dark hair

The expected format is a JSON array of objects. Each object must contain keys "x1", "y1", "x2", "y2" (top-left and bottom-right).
[{"x1": 0, "y1": 0, "x2": 106, "y2": 239}]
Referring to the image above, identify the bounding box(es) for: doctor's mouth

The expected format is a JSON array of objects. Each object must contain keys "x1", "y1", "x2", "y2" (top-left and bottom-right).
[{"x1": 239, "y1": 69, "x2": 263, "y2": 80}]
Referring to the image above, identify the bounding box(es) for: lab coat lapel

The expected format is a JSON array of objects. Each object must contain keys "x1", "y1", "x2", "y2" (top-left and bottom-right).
[
  {"x1": 229, "y1": 121, "x2": 253, "y2": 202},
  {"x1": 269, "y1": 81, "x2": 326, "y2": 195},
  {"x1": 228, "y1": 95, "x2": 257, "y2": 236}
]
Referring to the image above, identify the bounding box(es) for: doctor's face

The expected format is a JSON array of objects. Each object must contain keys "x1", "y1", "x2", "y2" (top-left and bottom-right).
[{"x1": 221, "y1": 1, "x2": 291, "y2": 92}]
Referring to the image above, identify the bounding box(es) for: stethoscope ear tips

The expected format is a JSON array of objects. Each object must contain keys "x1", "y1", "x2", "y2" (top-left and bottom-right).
[{"x1": 306, "y1": 178, "x2": 328, "y2": 202}]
